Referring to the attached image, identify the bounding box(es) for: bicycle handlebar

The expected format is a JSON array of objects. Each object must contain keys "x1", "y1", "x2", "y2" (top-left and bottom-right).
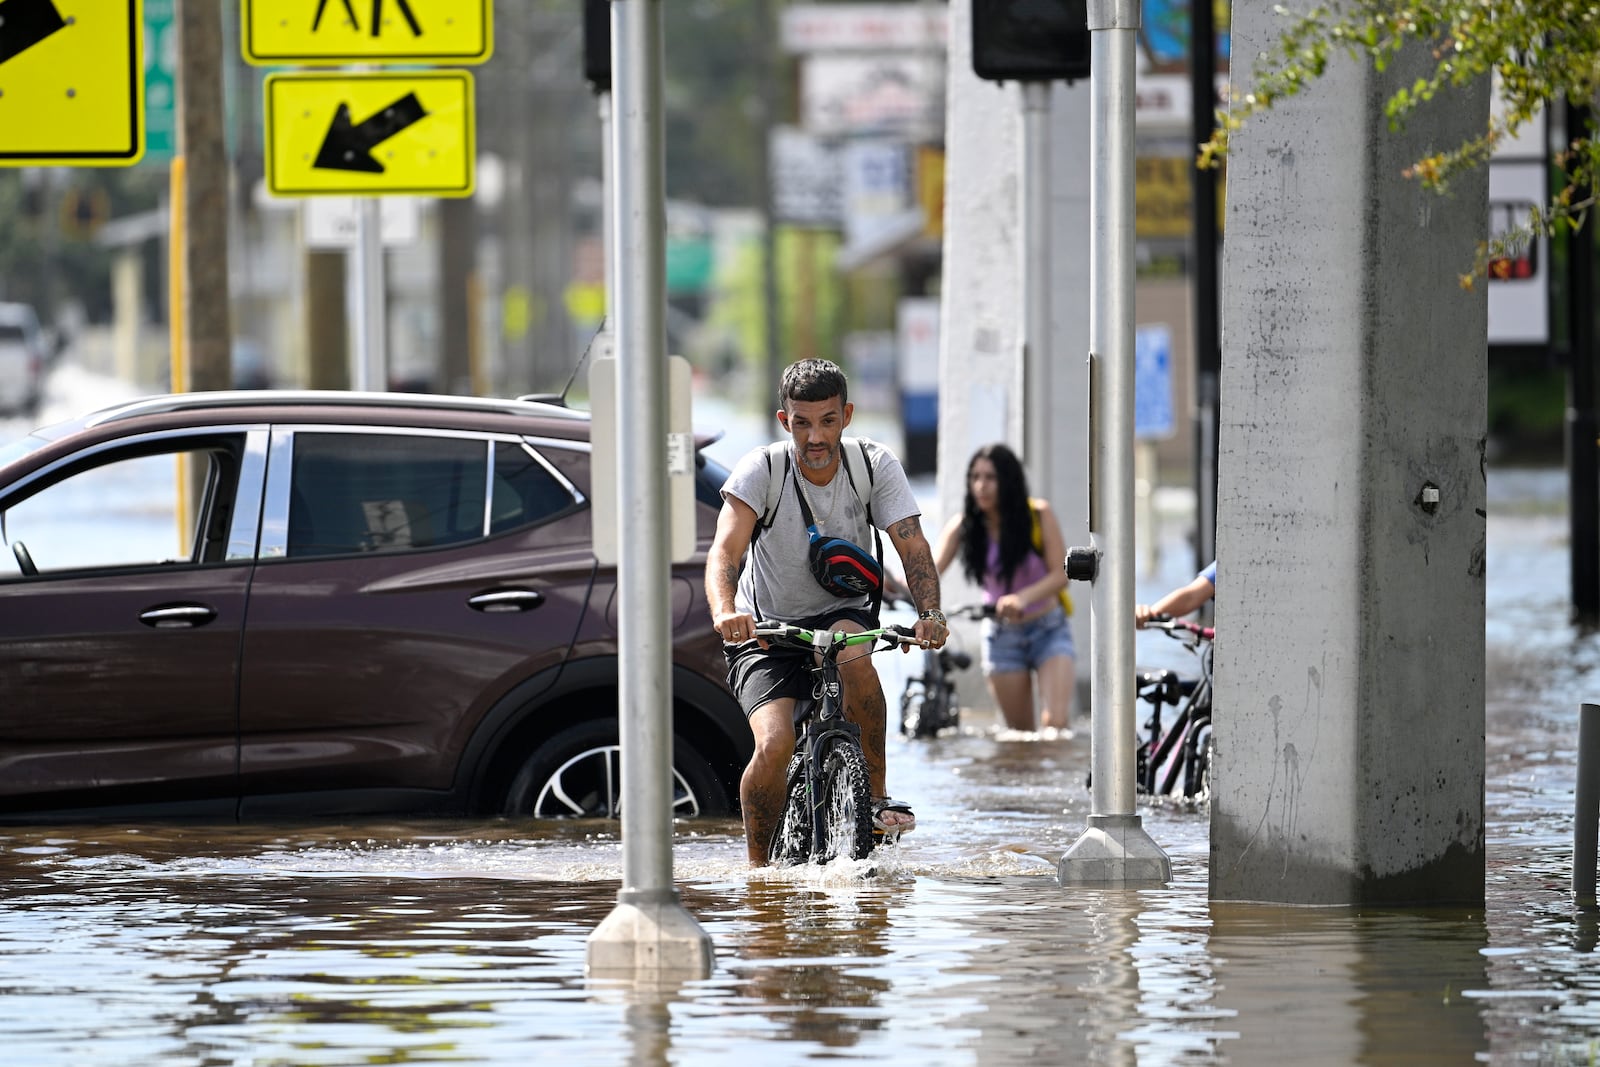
[
  {"x1": 1146, "y1": 614, "x2": 1216, "y2": 641},
  {"x1": 751, "y1": 620, "x2": 924, "y2": 654}
]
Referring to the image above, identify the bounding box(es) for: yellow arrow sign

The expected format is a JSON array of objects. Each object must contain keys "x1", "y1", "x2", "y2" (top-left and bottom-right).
[
  {"x1": 242, "y1": 0, "x2": 491, "y2": 65},
  {"x1": 265, "y1": 71, "x2": 474, "y2": 197},
  {"x1": 0, "y1": 0, "x2": 144, "y2": 166}
]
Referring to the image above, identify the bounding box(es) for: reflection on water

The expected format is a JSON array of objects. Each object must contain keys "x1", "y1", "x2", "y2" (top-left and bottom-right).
[{"x1": 0, "y1": 469, "x2": 1597, "y2": 1065}]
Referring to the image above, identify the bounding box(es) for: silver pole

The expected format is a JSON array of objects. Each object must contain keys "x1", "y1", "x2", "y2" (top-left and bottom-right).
[
  {"x1": 1091, "y1": 12, "x2": 1137, "y2": 819},
  {"x1": 1059, "y1": 0, "x2": 1170, "y2": 886},
  {"x1": 615, "y1": 0, "x2": 671, "y2": 896},
  {"x1": 348, "y1": 206, "x2": 370, "y2": 391},
  {"x1": 599, "y1": 91, "x2": 617, "y2": 339},
  {"x1": 1022, "y1": 81, "x2": 1052, "y2": 490},
  {"x1": 587, "y1": 0, "x2": 713, "y2": 976},
  {"x1": 357, "y1": 197, "x2": 386, "y2": 391}
]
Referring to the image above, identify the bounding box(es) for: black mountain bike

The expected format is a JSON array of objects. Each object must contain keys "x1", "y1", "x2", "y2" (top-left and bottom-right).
[
  {"x1": 1136, "y1": 616, "x2": 1215, "y2": 803},
  {"x1": 754, "y1": 620, "x2": 922, "y2": 865},
  {"x1": 898, "y1": 603, "x2": 991, "y2": 739}
]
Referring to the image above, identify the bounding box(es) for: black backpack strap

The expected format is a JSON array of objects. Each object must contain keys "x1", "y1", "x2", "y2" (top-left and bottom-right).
[
  {"x1": 747, "y1": 444, "x2": 790, "y2": 623},
  {"x1": 838, "y1": 440, "x2": 884, "y2": 620}
]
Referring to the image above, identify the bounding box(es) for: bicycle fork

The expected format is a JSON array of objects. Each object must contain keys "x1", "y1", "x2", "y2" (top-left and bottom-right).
[{"x1": 799, "y1": 719, "x2": 862, "y2": 859}]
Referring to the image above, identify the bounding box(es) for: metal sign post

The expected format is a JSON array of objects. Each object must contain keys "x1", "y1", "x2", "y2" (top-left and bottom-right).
[
  {"x1": 1059, "y1": 0, "x2": 1170, "y2": 888},
  {"x1": 247, "y1": 2, "x2": 489, "y2": 395},
  {"x1": 1021, "y1": 80, "x2": 1051, "y2": 490},
  {"x1": 586, "y1": 0, "x2": 713, "y2": 979}
]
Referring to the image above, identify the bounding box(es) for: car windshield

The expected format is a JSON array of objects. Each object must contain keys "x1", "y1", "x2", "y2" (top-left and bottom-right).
[{"x1": 0, "y1": 325, "x2": 25, "y2": 343}]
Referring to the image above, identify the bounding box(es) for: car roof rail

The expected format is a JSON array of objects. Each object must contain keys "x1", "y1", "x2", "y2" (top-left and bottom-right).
[{"x1": 79, "y1": 390, "x2": 589, "y2": 428}]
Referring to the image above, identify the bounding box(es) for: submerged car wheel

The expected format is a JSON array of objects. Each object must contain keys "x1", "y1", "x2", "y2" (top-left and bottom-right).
[{"x1": 502, "y1": 719, "x2": 730, "y2": 819}]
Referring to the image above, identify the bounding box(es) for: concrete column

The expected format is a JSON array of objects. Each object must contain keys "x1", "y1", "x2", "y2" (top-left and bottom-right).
[
  {"x1": 1211, "y1": 9, "x2": 1489, "y2": 905},
  {"x1": 938, "y1": 0, "x2": 1090, "y2": 587}
]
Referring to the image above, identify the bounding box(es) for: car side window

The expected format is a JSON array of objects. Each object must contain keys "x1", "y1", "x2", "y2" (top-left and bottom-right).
[
  {"x1": 287, "y1": 433, "x2": 488, "y2": 558},
  {"x1": 489, "y1": 441, "x2": 579, "y2": 534},
  {"x1": 0, "y1": 444, "x2": 242, "y2": 578}
]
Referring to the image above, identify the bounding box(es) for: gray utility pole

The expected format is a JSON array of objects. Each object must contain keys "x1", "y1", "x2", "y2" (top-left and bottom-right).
[
  {"x1": 586, "y1": 0, "x2": 714, "y2": 979},
  {"x1": 175, "y1": 0, "x2": 232, "y2": 393},
  {"x1": 348, "y1": 64, "x2": 386, "y2": 394},
  {"x1": 351, "y1": 195, "x2": 386, "y2": 391},
  {"x1": 1021, "y1": 81, "x2": 1051, "y2": 490},
  {"x1": 1059, "y1": 0, "x2": 1170, "y2": 887}
]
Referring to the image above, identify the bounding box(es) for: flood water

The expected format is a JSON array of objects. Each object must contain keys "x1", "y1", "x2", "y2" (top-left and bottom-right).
[{"x1": 3, "y1": 382, "x2": 1598, "y2": 1064}]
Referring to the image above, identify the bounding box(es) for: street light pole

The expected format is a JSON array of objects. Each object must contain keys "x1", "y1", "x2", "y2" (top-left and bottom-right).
[
  {"x1": 586, "y1": 0, "x2": 713, "y2": 978},
  {"x1": 1059, "y1": 0, "x2": 1170, "y2": 887},
  {"x1": 1022, "y1": 80, "x2": 1052, "y2": 491}
]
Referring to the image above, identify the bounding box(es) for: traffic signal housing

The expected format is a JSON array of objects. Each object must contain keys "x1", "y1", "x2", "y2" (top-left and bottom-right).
[
  {"x1": 583, "y1": 0, "x2": 610, "y2": 93},
  {"x1": 971, "y1": 0, "x2": 1091, "y2": 84}
]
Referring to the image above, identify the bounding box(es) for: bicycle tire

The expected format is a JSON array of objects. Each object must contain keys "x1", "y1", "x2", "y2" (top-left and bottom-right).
[
  {"x1": 816, "y1": 736, "x2": 874, "y2": 862},
  {"x1": 767, "y1": 754, "x2": 813, "y2": 866}
]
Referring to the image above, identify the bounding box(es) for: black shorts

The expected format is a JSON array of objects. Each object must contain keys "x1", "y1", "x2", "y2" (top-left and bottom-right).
[{"x1": 724, "y1": 607, "x2": 878, "y2": 718}]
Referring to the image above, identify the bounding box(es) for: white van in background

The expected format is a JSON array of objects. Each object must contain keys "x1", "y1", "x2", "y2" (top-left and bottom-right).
[{"x1": 0, "y1": 303, "x2": 46, "y2": 416}]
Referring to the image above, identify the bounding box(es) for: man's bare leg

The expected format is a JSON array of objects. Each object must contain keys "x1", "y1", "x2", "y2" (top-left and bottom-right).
[
  {"x1": 741, "y1": 700, "x2": 796, "y2": 866},
  {"x1": 839, "y1": 649, "x2": 913, "y2": 832}
]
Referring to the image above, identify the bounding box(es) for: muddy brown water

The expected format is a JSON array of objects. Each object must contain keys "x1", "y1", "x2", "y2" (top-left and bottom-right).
[{"x1": 0, "y1": 468, "x2": 1597, "y2": 1065}]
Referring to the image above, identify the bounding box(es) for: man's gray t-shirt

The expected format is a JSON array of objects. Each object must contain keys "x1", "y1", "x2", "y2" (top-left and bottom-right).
[{"x1": 721, "y1": 438, "x2": 919, "y2": 622}]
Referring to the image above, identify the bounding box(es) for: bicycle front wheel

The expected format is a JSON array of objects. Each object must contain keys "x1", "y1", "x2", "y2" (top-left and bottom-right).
[
  {"x1": 816, "y1": 737, "x2": 874, "y2": 862},
  {"x1": 767, "y1": 755, "x2": 813, "y2": 866}
]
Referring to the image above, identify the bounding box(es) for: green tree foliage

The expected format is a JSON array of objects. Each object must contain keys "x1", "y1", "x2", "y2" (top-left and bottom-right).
[
  {"x1": 662, "y1": 0, "x2": 771, "y2": 206},
  {"x1": 0, "y1": 170, "x2": 163, "y2": 322},
  {"x1": 1204, "y1": 2, "x2": 1596, "y2": 285}
]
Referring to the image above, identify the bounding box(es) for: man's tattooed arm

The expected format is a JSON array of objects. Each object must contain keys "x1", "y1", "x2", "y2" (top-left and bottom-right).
[{"x1": 891, "y1": 515, "x2": 941, "y2": 615}]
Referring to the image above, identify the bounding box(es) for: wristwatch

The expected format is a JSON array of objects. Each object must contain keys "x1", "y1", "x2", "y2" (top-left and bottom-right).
[{"x1": 918, "y1": 609, "x2": 947, "y2": 625}]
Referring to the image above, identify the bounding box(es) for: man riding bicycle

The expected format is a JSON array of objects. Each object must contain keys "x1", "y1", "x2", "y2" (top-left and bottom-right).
[{"x1": 705, "y1": 359, "x2": 947, "y2": 866}]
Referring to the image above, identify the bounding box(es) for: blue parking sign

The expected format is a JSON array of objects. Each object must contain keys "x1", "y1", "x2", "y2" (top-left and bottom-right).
[{"x1": 1135, "y1": 324, "x2": 1175, "y2": 439}]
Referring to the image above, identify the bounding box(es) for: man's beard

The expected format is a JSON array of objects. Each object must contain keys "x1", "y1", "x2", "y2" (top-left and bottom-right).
[{"x1": 798, "y1": 441, "x2": 836, "y2": 471}]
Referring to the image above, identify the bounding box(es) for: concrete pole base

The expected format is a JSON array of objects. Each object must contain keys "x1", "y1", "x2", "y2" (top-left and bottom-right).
[
  {"x1": 586, "y1": 887, "x2": 715, "y2": 979},
  {"x1": 1058, "y1": 813, "x2": 1172, "y2": 886}
]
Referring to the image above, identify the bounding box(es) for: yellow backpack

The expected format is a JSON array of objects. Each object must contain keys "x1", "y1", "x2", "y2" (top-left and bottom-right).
[{"x1": 1028, "y1": 498, "x2": 1073, "y2": 616}]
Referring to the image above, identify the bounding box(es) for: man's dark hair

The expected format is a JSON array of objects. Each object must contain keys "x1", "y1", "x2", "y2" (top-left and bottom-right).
[{"x1": 779, "y1": 358, "x2": 848, "y2": 410}]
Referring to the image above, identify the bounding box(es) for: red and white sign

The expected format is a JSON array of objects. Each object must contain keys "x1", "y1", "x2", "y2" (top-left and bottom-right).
[
  {"x1": 801, "y1": 54, "x2": 942, "y2": 137},
  {"x1": 781, "y1": 4, "x2": 947, "y2": 53}
]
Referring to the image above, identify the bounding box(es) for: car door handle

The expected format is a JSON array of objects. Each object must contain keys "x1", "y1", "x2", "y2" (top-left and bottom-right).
[
  {"x1": 468, "y1": 589, "x2": 546, "y2": 613},
  {"x1": 139, "y1": 604, "x2": 218, "y2": 629}
]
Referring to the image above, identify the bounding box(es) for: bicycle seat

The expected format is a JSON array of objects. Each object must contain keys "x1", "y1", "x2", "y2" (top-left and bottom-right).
[{"x1": 943, "y1": 649, "x2": 973, "y2": 671}]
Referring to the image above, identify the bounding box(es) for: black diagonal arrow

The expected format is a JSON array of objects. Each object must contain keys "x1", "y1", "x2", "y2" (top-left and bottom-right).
[
  {"x1": 0, "y1": 0, "x2": 68, "y2": 67},
  {"x1": 313, "y1": 92, "x2": 428, "y2": 174}
]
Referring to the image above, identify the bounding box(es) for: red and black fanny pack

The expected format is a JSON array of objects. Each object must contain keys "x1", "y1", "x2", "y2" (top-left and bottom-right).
[{"x1": 791, "y1": 460, "x2": 884, "y2": 604}]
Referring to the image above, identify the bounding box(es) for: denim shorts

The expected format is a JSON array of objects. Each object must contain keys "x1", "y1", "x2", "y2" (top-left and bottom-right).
[{"x1": 983, "y1": 604, "x2": 1076, "y2": 675}]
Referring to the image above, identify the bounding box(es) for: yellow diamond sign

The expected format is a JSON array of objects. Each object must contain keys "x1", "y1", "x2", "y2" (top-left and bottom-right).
[
  {"x1": 242, "y1": 0, "x2": 491, "y2": 65},
  {"x1": 0, "y1": 0, "x2": 144, "y2": 165},
  {"x1": 265, "y1": 70, "x2": 474, "y2": 197}
]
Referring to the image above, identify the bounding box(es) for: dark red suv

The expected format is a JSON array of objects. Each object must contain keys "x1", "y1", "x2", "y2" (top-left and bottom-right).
[{"x1": 0, "y1": 391, "x2": 748, "y2": 821}]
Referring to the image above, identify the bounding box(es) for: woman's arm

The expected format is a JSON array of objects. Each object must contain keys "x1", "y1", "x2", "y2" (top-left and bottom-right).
[
  {"x1": 931, "y1": 512, "x2": 963, "y2": 576},
  {"x1": 1011, "y1": 498, "x2": 1070, "y2": 609}
]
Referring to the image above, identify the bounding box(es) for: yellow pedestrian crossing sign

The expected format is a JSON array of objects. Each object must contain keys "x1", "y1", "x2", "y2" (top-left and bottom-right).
[
  {"x1": 242, "y1": 0, "x2": 492, "y2": 65},
  {"x1": 0, "y1": 0, "x2": 144, "y2": 165},
  {"x1": 265, "y1": 70, "x2": 474, "y2": 197}
]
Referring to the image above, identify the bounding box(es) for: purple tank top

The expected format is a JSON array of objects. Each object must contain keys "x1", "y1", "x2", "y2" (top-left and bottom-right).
[{"x1": 983, "y1": 541, "x2": 1050, "y2": 608}]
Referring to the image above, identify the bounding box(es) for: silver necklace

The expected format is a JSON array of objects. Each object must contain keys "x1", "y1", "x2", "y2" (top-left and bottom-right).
[{"x1": 796, "y1": 462, "x2": 840, "y2": 527}]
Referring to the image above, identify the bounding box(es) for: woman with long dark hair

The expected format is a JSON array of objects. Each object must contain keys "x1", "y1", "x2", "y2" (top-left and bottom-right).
[{"x1": 932, "y1": 443, "x2": 1076, "y2": 732}]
